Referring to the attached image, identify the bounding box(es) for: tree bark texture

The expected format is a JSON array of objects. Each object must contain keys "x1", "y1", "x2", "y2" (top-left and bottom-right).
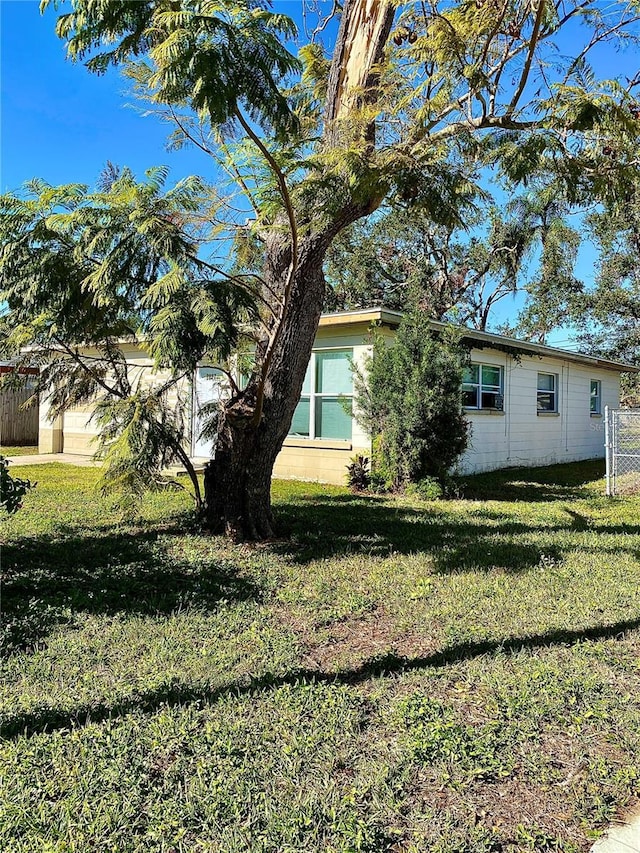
[
  {"x1": 204, "y1": 200, "x2": 385, "y2": 538},
  {"x1": 324, "y1": 0, "x2": 395, "y2": 141},
  {"x1": 204, "y1": 234, "x2": 329, "y2": 538},
  {"x1": 204, "y1": 0, "x2": 396, "y2": 538}
]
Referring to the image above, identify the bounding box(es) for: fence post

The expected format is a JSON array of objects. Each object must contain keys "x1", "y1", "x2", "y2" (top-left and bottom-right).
[{"x1": 604, "y1": 405, "x2": 611, "y2": 497}]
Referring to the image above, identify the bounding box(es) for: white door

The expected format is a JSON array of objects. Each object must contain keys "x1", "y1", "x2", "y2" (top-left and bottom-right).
[{"x1": 192, "y1": 367, "x2": 223, "y2": 457}]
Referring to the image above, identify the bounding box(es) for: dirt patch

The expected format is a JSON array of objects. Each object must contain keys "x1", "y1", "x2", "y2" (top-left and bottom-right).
[
  {"x1": 279, "y1": 604, "x2": 441, "y2": 672},
  {"x1": 399, "y1": 763, "x2": 593, "y2": 852}
]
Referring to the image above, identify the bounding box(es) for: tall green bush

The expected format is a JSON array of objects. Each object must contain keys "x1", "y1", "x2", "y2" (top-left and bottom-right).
[{"x1": 355, "y1": 312, "x2": 469, "y2": 490}]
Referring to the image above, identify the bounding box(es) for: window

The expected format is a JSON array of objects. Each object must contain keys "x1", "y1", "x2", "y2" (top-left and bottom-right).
[
  {"x1": 462, "y1": 364, "x2": 504, "y2": 409},
  {"x1": 537, "y1": 372, "x2": 558, "y2": 412},
  {"x1": 290, "y1": 350, "x2": 353, "y2": 440},
  {"x1": 590, "y1": 379, "x2": 601, "y2": 414}
]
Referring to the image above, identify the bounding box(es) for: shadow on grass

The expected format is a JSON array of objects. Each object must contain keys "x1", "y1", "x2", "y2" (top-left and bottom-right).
[
  {"x1": 4, "y1": 615, "x2": 639, "y2": 740},
  {"x1": 4, "y1": 460, "x2": 635, "y2": 658},
  {"x1": 274, "y1": 498, "x2": 592, "y2": 568},
  {"x1": 1, "y1": 528, "x2": 262, "y2": 655},
  {"x1": 272, "y1": 460, "x2": 639, "y2": 567},
  {"x1": 459, "y1": 459, "x2": 606, "y2": 502}
]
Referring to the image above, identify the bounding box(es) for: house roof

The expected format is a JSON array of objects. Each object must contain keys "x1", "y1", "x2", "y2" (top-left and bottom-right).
[{"x1": 318, "y1": 307, "x2": 640, "y2": 374}]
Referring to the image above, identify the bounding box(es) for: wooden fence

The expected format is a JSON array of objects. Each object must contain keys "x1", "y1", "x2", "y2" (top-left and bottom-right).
[{"x1": 0, "y1": 368, "x2": 39, "y2": 446}]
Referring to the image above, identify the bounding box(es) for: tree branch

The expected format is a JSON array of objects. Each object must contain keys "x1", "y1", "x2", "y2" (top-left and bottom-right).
[
  {"x1": 53, "y1": 339, "x2": 126, "y2": 400},
  {"x1": 506, "y1": 0, "x2": 546, "y2": 117},
  {"x1": 233, "y1": 108, "x2": 299, "y2": 428}
]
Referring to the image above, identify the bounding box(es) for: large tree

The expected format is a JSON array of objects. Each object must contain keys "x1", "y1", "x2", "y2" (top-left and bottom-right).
[
  {"x1": 573, "y1": 157, "x2": 640, "y2": 359},
  {"x1": 571, "y1": 157, "x2": 640, "y2": 405},
  {"x1": 322, "y1": 191, "x2": 580, "y2": 331},
  {"x1": 5, "y1": 0, "x2": 640, "y2": 537}
]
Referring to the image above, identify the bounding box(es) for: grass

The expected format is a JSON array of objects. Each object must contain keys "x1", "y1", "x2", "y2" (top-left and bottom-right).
[
  {"x1": 2, "y1": 459, "x2": 640, "y2": 852},
  {"x1": 0, "y1": 445, "x2": 38, "y2": 456}
]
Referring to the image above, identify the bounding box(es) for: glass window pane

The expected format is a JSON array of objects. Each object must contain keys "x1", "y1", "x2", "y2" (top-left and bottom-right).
[
  {"x1": 537, "y1": 392, "x2": 555, "y2": 411},
  {"x1": 316, "y1": 351, "x2": 352, "y2": 394},
  {"x1": 463, "y1": 365, "x2": 479, "y2": 384},
  {"x1": 537, "y1": 373, "x2": 555, "y2": 391},
  {"x1": 481, "y1": 366, "x2": 501, "y2": 388},
  {"x1": 198, "y1": 367, "x2": 223, "y2": 382},
  {"x1": 316, "y1": 397, "x2": 352, "y2": 439},
  {"x1": 196, "y1": 367, "x2": 223, "y2": 405},
  {"x1": 481, "y1": 391, "x2": 501, "y2": 408},
  {"x1": 301, "y1": 360, "x2": 312, "y2": 396},
  {"x1": 462, "y1": 386, "x2": 479, "y2": 407},
  {"x1": 290, "y1": 398, "x2": 310, "y2": 436}
]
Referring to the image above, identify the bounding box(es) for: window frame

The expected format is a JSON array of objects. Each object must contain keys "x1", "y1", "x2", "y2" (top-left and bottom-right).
[
  {"x1": 289, "y1": 348, "x2": 354, "y2": 441},
  {"x1": 536, "y1": 372, "x2": 558, "y2": 413},
  {"x1": 590, "y1": 379, "x2": 602, "y2": 415},
  {"x1": 462, "y1": 363, "x2": 504, "y2": 411}
]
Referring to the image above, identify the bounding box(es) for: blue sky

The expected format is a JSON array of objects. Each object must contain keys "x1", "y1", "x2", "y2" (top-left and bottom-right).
[
  {"x1": 1, "y1": 0, "x2": 208, "y2": 191},
  {"x1": 3, "y1": 1, "x2": 637, "y2": 192},
  {"x1": 1, "y1": 0, "x2": 335, "y2": 191}
]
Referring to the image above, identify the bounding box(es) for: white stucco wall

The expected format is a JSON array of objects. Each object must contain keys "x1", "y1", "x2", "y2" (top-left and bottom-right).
[
  {"x1": 458, "y1": 348, "x2": 620, "y2": 474},
  {"x1": 38, "y1": 344, "x2": 187, "y2": 455}
]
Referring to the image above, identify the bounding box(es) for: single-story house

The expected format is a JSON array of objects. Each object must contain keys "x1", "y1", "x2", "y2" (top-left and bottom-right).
[{"x1": 38, "y1": 308, "x2": 638, "y2": 483}]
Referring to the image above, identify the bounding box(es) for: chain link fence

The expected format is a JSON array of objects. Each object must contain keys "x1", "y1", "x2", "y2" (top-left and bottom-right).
[{"x1": 605, "y1": 407, "x2": 640, "y2": 496}]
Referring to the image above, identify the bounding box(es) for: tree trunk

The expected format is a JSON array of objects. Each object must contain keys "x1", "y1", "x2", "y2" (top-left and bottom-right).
[
  {"x1": 204, "y1": 0, "x2": 396, "y2": 539},
  {"x1": 203, "y1": 235, "x2": 330, "y2": 538},
  {"x1": 325, "y1": 0, "x2": 395, "y2": 140}
]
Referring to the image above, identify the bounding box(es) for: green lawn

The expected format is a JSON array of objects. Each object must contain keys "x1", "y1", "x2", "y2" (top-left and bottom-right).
[
  {"x1": 0, "y1": 445, "x2": 39, "y2": 456},
  {"x1": 2, "y1": 461, "x2": 640, "y2": 852}
]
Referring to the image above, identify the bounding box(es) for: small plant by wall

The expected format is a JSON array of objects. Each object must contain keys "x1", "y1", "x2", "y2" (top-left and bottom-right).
[
  {"x1": 346, "y1": 454, "x2": 371, "y2": 491},
  {"x1": 0, "y1": 455, "x2": 34, "y2": 514}
]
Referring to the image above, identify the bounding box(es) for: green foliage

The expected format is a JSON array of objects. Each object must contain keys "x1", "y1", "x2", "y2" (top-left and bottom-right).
[
  {"x1": 0, "y1": 167, "x2": 258, "y2": 507},
  {"x1": 92, "y1": 387, "x2": 190, "y2": 513},
  {"x1": 345, "y1": 454, "x2": 371, "y2": 492},
  {"x1": 384, "y1": 159, "x2": 483, "y2": 229},
  {"x1": 298, "y1": 42, "x2": 330, "y2": 108},
  {"x1": 405, "y1": 476, "x2": 444, "y2": 501},
  {"x1": 41, "y1": 0, "x2": 301, "y2": 137},
  {"x1": 324, "y1": 199, "x2": 546, "y2": 329},
  {"x1": 355, "y1": 312, "x2": 469, "y2": 489},
  {"x1": 0, "y1": 455, "x2": 34, "y2": 514},
  {"x1": 0, "y1": 168, "x2": 255, "y2": 371},
  {"x1": 621, "y1": 373, "x2": 640, "y2": 407},
  {"x1": 513, "y1": 213, "x2": 582, "y2": 343},
  {"x1": 568, "y1": 163, "x2": 640, "y2": 370}
]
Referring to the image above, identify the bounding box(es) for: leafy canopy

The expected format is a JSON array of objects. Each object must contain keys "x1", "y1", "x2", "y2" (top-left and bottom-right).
[
  {"x1": 41, "y1": 0, "x2": 301, "y2": 135},
  {"x1": 323, "y1": 192, "x2": 576, "y2": 331}
]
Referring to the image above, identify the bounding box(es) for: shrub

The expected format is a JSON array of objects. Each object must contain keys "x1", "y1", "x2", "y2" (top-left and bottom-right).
[
  {"x1": 354, "y1": 311, "x2": 469, "y2": 490},
  {"x1": 405, "y1": 476, "x2": 444, "y2": 501},
  {"x1": 0, "y1": 455, "x2": 34, "y2": 514},
  {"x1": 346, "y1": 454, "x2": 371, "y2": 491}
]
